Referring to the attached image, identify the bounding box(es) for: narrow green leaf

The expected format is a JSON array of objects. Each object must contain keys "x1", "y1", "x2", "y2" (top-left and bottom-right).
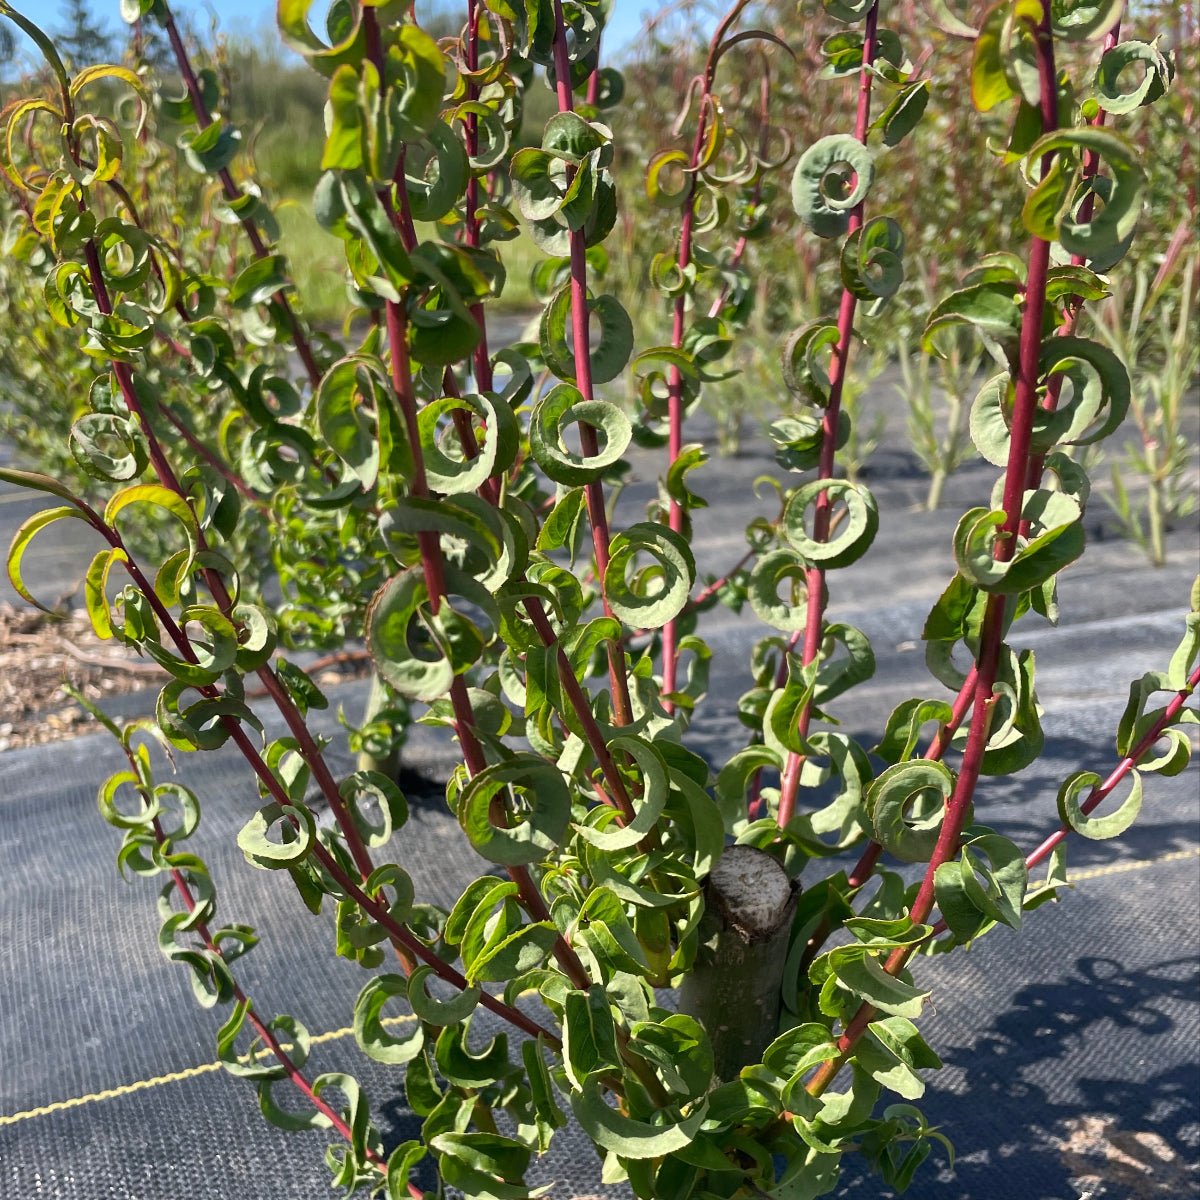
[
  {"x1": 563, "y1": 985, "x2": 621, "y2": 1088},
  {"x1": 7, "y1": 506, "x2": 89, "y2": 609},
  {"x1": 570, "y1": 1079, "x2": 708, "y2": 1159}
]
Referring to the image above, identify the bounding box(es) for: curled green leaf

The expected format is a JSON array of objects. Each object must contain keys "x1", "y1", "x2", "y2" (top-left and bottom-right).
[
  {"x1": 366, "y1": 567, "x2": 491, "y2": 701},
  {"x1": 922, "y1": 281, "x2": 1022, "y2": 358},
  {"x1": 1057, "y1": 769, "x2": 1142, "y2": 839},
  {"x1": 419, "y1": 391, "x2": 517, "y2": 495},
  {"x1": 1023, "y1": 128, "x2": 1142, "y2": 260},
  {"x1": 7, "y1": 506, "x2": 90, "y2": 610},
  {"x1": 218, "y1": 1001, "x2": 309, "y2": 1080},
  {"x1": 339, "y1": 771, "x2": 408, "y2": 848},
  {"x1": 782, "y1": 320, "x2": 841, "y2": 404},
  {"x1": 1094, "y1": 39, "x2": 1173, "y2": 115},
  {"x1": 791, "y1": 135, "x2": 875, "y2": 238},
  {"x1": 354, "y1": 975, "x2": 424, "y2": 1064},
  {"x1": 237, "y1": 801, "x2": 316, "y2": 869},
  {"x1": 952, "y1": 491, "x2": 1084, "y2": 596},
  {"x1": 959, "y1": 832, "x2": 1028, "y2": 929},
  {"x1": 575, "y1": 736, "x2": 669, "y2": 851},
  {"x1": 408, "y1": 964, "x2": 480, "y2": 1025},
  {"x1": 867, "y1": 760, "x2": 958, "y2": 863},
  {"x1": 570, "y1": 1078, "x2": 708, "y2": 1159},
  {"x1": 877, "y1": 80, "x2": 930, "y2": 147},
  {"x1": 232, "y1": 604, "x2": 277, "y2": 672},
  {"x1": 69, "y1": 412, "x2": 145, "y2": 481},
  {"x1": 228, "y1": 254, "x2": 290, "y2": 309},
  {"x1": 315, "y1": 356, "x2": 386, "y2": 490},
  {"x1": 406, "y1": 120, "x2": 470, "y2": 221},
  {"x1": 832, "y1": 953, "x2": 930, "y2": 1018},
  {"x1": 431, "y1": 1131, "x2": 533, "y2": 1198},
  {"x1": 105, "y1": 483, "x2": 199, "y2": 558},
  {"x1": 823, "y1": 0, "x2": 875, "y2": 22},
  {"x1": 1036, "y1": 336, "x2": 1130, "y2": 451},
  {"x1": 645, "y1": 149, "x2": 691, "y2": 208},
  {"x1": 529, "y1": 384, "x2": 632, "y2": 486},
  {"x1": 451, "y1": 100, "x2": 510, "y2": 172},
  {"x1": 539, "y1": 285, "x2": 632, "y2": 385},
  {"x1": 1052, "y1": 0, "x2": 1123, "y2": 42},
  {"x1": 840, "y1": 217, "x2": 905, "y2": 309},
  {"x1": 98, "y1": 769, "x2": 155, "y2": 830},
  {"x1": 457, "y1": 754, "x2": 571, "y2": 866},
  {"x1": 603, "y1": 522, "x2": 695, "y2": 629},
  {"x1": 748, "y1": 548, "x2": 815, "y2": 633},
  {"x1": 783, "y1": 478, "x2": 879, "y2": 570},
  {"x1": 141, "y1": 605, "x2": 239, "y2": 688}
]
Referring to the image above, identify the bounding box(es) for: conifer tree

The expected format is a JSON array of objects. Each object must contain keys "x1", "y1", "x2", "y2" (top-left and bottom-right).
[{"x1": 56, "y1": 0, "x2": 114, "y2": 69}]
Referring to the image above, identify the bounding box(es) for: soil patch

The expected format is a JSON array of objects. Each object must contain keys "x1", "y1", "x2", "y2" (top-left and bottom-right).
[
  {"x1": 0, "y1": 603, "x2": 162, "y2": 751},
  {"x1": 0, "y1": 604, "x2": 373, "y2": 751}
]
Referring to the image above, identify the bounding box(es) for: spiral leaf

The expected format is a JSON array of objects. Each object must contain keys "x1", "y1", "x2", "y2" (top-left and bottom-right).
[{"x1": 791, "y1": 135, "x2": 875, "y2": 238}]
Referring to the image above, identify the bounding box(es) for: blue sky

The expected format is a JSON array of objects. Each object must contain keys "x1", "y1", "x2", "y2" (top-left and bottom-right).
[{"x1": 49, "y1": 0, "x2": 651, "y2": 56}]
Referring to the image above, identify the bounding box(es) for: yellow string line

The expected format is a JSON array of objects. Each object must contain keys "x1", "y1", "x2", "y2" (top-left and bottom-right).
[
  {"x1": 4, "y1": 846, "x2": 1197, "y2": 1129},
  {"x1": 0, "y1": 1014, "x2": 416, "y2": 1128},
  {"x1": 0, "y1": 489, "x2": 42, "y2": 506},
  {"x1": 0, "y1": 1061, "x2": 226, "y2": 1126},
  {"x1": 1065, "y1": 844, "x2": 1199, "y2": 882}
]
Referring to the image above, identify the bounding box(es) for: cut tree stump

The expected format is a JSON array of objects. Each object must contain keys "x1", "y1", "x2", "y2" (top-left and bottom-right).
[{"x1": 678, "y1": 844, "x2": 798, "y2": 1082}]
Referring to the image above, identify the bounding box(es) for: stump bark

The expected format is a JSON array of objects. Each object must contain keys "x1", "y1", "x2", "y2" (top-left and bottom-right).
[{"x1": 677, "y1": 845, "x2": 798, "y2": 1081}]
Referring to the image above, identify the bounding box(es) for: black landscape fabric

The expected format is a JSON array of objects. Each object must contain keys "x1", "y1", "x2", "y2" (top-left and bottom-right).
[{"x1": 2, "y1": 413, "x2": 1197, "y2": 1199}]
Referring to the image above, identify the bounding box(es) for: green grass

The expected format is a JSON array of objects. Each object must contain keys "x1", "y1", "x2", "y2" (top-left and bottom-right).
[
  {"x1": 275, "y1": 198, "x2": 349, "y2": 326},
  {"x1": 274, "y1": 193, "x2": 543, "y2": 326},
  {"x1": 218, "y1": 44, "x2": 571, "y2": 325}
]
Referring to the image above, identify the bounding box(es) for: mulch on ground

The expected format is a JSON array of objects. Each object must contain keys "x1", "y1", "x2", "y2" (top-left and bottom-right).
[
  {"x1": 0, "y1": 603, "x2": 372, "y2": 751},
  {"x1": 0, "y1": 603, "x2": 161, "y2": 751}
]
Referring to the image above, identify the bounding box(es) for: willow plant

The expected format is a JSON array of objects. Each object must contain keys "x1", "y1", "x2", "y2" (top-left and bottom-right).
[
  {"x1": 0, "y1": 0, "x2": 1196, "y2": 1197},
  {"x1": 1088, "y1": 243, "x2": 1199, "y2": 566}
]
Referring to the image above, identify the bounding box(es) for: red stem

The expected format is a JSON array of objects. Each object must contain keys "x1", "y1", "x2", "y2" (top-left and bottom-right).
[
  {"x1": 549, "y1": 0, "x2": 635, "y2": 728},
  {"x1": 706, "y1": 66, "x2": 772, "y2": 322},
  {"x1": 690, "y1": 547, "x2": 755, "y2": 608},
  {"x1": 85, "y1": 280, "x2": 384, "y2": 885},
  {"x1": 796, "y1": 662, "x2": 978, "y2": 974},
  {"x1": 1023, "y1": 662, "x2": 1200, "y2": 873},
  {"x1": 804, "y1": 5, "x2": 1061, "y2": 1097},
  {"x1": 158, "y1": 1, "x2": 322, "y2": 389},
  {"x1": 142, "y1": 794, "x2": 428, "y2": 1197},
  {"x1": 524, "y1": 602, "x2": 638, "y2": 820},
  {"x1": 662, "y1": 0, "x2": 753, "y2": 704},
  {"x1": 923, "y1": 666, "x2": 978, "y2": 761},
  {"x1": 1023, "y1": 19, "x2": 1121, "y2": 496},
  {"x1": 830, "y1": 19, "x2": 1123, "y2": 908},
  {"x1": 361, "y1": 7, "x2": 594, "y2": 994},
  {"x1": 920, "y1": 663, "x2": 1200, "y2": 945},
  {"x1": 775, "y1": 2, "x2": 880, "y2": 830},
  {"x1": 464, "y1": 0, "x2": 494, "y2": 398},
  {"x1": 370, "y1": 14, "x2": 620, "y2": 797},
  {"x1": 116, "y1": 529, "x2": 555, "y2": 1039},
  {"x1": 585, "y1": 50, "x2": 601, "y2": 106},
  {"x1": 157, "y1": 831, "x2": 388, "y2": 1167},
  {"x1": 427, "y1": 372, "x2": 636, "y2": 817},
  {"x1": 361, "y1": 7, "x2": 634, "y2": 822},
  {"x1": 156, "y1": 401, "x2": 263, "y2": 505},
  {"x1": 83, "y1": 182, "x2": 553, "y2": 1045}
]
